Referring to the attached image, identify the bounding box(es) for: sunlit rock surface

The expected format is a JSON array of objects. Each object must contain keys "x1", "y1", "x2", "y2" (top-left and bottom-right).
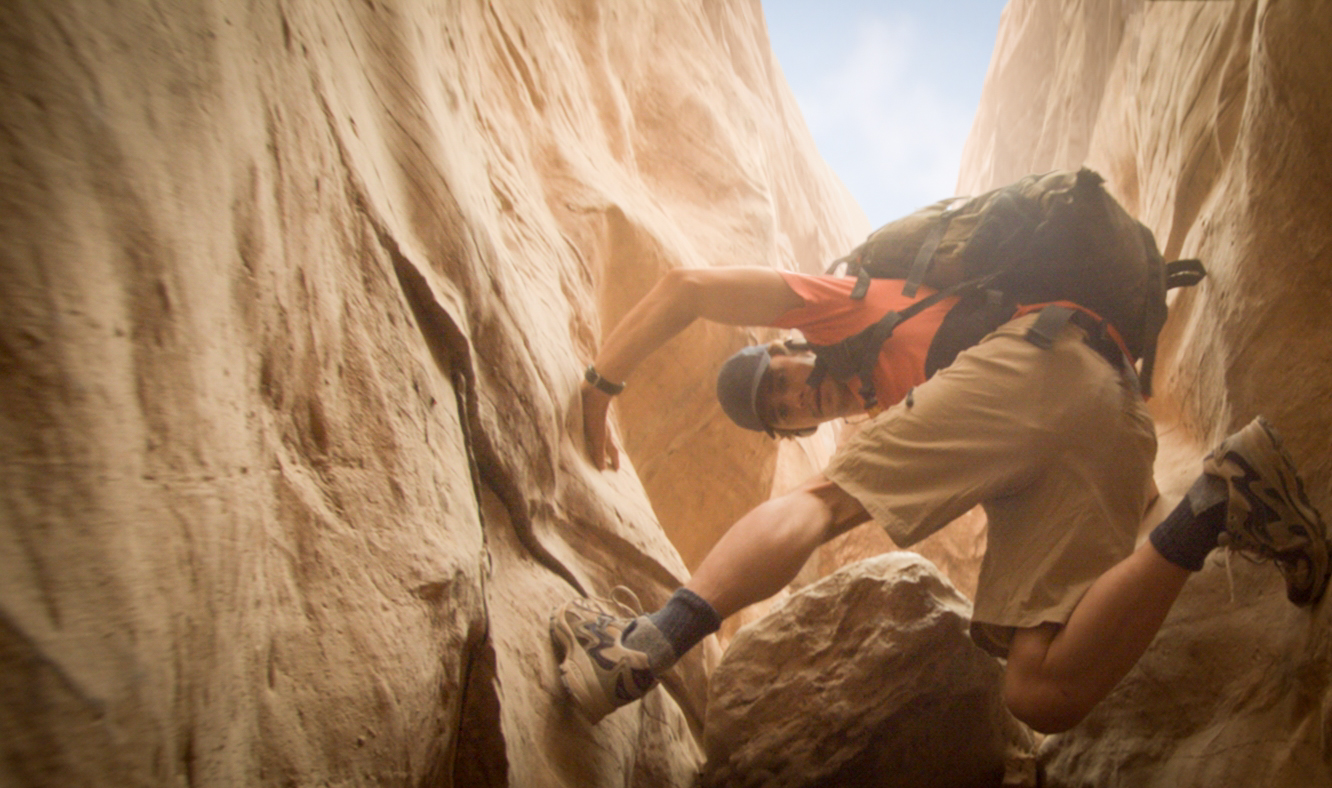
[
  {"x1": 700, "y1": 552, "x2": 1031, "y2": 788},
  {"x1": 962, "y1": 1, "x2": 1332, "y2": 785},
  {"x1": 0, "y1": 1, "x2": 866, "y2": 785},
  {"x1": 6, "y1": 0, "x2": 1332, "y2": 785}
]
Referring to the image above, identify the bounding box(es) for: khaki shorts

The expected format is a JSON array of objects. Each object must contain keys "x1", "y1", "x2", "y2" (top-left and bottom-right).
[{"x1": 824, "y1": 312, "x2": 1157, "y2": 657}]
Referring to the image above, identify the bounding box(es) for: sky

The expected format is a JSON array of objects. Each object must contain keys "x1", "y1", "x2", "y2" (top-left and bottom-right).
[{"x1": 761, "y1": 0, "x2": 1008, "y2": 224}]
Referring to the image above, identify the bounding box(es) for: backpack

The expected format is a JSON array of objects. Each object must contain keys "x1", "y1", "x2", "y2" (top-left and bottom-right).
[{"x1": 809, "y1": 168, "x2": 1205, "y2": 409}]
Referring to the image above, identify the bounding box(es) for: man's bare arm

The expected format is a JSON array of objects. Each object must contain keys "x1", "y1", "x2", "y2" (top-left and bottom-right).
[{"x1": 583, "y1": 267, "x2": 804, "y2": 469}]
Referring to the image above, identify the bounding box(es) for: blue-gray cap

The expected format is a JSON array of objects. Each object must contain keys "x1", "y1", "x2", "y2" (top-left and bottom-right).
[{"x1": 716, "y1": 345, "x2": 771, "y2": 432}]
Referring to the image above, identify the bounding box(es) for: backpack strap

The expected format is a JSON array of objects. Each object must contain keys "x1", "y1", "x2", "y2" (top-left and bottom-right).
[
  {"x1": 824, "y1": 254, "x2": 874, "y2": 300},
  {"x1": 1022, "y1": 303, "x2": 1076, "y2": 350},
  {"x1": 902, "y1": 202, "x2": 968, "y2": 298},
  {"x1": 850, "y1": 266, "x2": 872, "y2": 300},
  {"x1": 1015, "y1": 301, "x2": 1141, "y2": 395},
  {"x1": 808, "y1": 271, "x2": 1002, "y2": 410},
  {"x1": 902, "y1": 220, "x2": 948, "y2": 298},
  {"x1": 805, "y1": 309, "x2": 902, "y2": 411},
  {"x1": 1014, "y1": 300, "x2": 1134, "y2": 363}
]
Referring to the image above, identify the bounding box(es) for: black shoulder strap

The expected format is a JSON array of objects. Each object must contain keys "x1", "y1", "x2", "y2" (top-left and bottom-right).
[{"x1": 809, "y1": 271, "x2": 1002, "y2": 410}]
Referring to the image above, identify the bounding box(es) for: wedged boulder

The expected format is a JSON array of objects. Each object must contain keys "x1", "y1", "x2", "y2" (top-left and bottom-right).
[{"x1": 701, "y1": 552, "x2": 1031, "y2": 788}]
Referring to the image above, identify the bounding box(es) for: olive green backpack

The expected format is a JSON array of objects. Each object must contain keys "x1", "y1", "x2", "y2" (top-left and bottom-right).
[{"x1": 809, "y1": 168, "x2": 1205, "y2": 408}]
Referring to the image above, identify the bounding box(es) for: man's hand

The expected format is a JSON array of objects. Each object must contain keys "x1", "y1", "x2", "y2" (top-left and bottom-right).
[
  {"x1": 575, "y1": 267, "x2": 802, "y2": 471},
  {"x1": 582, "y1": 383, "x2": 621, "y2": 471}
]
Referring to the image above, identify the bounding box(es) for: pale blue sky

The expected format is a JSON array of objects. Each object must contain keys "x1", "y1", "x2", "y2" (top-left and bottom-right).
[{"x1": 762, "y1": 1, "x2": 1008, "y2": 223}]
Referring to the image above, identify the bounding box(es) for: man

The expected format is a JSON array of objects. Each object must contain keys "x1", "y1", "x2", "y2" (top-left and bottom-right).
[{"x1": 552, "y1": 265, "x2": 1330, "y2": 733}]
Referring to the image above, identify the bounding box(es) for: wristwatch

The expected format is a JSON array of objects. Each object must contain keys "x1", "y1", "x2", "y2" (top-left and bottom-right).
[{"x1": 584, "y1": 365, "x2": 626, "y2": 396}]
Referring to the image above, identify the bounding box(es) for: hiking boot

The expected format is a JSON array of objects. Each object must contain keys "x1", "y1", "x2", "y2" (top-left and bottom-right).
[
  {"x1": 1204, "y1": 416, "x2": 1331, "y2": 606},
  {"x1": 550, "y1": 588, "x2": 660, "y2": 723}
]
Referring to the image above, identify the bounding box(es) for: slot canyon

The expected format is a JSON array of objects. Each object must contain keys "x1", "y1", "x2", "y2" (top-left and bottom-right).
[{"x1": 2, "y1": 1, "x2": 1330, "y2": 785}]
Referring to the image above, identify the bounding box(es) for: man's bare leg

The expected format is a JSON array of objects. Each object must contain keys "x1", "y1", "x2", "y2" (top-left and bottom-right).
[
  {"x1": 686, "y1": 474, "x2": 872, "y2": 619},
  {"x1": 1003, "y1": 417, "x2": 1332, "y2": 733},
  {"x1": 550, "y1": 474, "x2": 870, "y2": 723},
  {"x1": 1003, "y1": 542, "x2": 1189, "y2": 733}
]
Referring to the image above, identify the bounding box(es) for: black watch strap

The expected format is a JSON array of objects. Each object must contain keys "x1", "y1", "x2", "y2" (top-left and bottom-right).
[{"x1": 585, "y1": 365, "x2": 626, "y2": 396}]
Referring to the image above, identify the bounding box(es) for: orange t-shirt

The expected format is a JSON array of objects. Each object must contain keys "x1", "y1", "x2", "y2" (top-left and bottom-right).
[{"x1": 772, "y1": 272, "x2": 960, "y2": 410}]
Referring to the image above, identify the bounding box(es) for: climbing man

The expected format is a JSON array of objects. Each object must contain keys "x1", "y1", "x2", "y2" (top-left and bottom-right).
[{"x1": 551, "y1": 239, "x2": 1330, "y2": 735}]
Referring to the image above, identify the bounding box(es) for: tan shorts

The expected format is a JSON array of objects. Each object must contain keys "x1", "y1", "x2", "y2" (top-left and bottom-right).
[{"x1": 824, "y1": 312, "x2": 1157, "y2": 657}]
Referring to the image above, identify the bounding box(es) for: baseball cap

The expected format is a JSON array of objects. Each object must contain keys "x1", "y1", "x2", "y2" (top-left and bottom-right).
[{"x1": 716, "y1": 345, "x2": 771, "y2": 432}]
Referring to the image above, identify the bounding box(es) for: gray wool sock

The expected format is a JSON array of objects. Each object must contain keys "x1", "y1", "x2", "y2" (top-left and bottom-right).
[
  {"x1": 1148, "y1": 473, "x2": 1229, "y2": 571},
  {"x1": 624, "y1": 588, "x2": 722, "y2": 674}
]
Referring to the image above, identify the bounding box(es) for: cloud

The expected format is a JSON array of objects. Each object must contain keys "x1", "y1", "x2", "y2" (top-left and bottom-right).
[{"x1": 793, "y1": 16, "x2": 975, "y2": 222}]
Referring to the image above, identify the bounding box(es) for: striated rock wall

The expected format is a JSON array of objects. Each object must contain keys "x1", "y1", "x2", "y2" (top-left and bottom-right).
[
  {"x1": 0, "y1": 1, "x2": 867, "y2": 786},
  {"x1": 9, "y1": 0, "x2": 1330, "y2": 784},
  {"x1": 962, "y1": 0, "x2": 1332, "y2": 784}
]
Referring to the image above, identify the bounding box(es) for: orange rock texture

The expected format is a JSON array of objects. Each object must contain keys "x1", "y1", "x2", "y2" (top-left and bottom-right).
[
  {"x1": 4, "y1": 0, "x2": 1331, "y2": 786},
  {"x1": 0, "y1": 1, "x2": 864, "y2": 786}
]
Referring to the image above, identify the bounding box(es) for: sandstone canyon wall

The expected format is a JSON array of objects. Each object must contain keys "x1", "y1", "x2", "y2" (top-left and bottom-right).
[
  {"x1": 5, "y1": 0, "x2": 1332, "y2": 786},
  {"x1": 961, "y1": 0, "x2": 1332, "y2": 785},
  {"x1": 0, "y1": 2, "x2": 866, "y2": 786}
]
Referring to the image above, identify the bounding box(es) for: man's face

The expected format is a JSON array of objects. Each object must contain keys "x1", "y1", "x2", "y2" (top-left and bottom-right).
[{"x1": 755, "y1": 351, "x2": 864, "y2": 431}]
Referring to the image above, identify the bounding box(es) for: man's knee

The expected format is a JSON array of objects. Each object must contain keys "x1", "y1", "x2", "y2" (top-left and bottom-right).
[
  {"x1": 1002, "y1": 624, "x2": 1091, "y2": 734},
  {"x1": 792, "y1": 474, "x2": 872, "y2": 540},
  {"x1": 1001, "y1": 676, "x2": 1088, "y2": 734}
]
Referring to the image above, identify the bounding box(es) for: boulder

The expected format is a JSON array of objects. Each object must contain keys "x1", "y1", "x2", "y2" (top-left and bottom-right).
[{"x1": 701, "y1": 552, "x2": 1031, "y2": 788}]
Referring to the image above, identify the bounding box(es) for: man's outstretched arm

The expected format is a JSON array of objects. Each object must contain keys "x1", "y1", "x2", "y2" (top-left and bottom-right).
[{"x1": 583, "y1": 267, "x2": 804, "y2": 469}]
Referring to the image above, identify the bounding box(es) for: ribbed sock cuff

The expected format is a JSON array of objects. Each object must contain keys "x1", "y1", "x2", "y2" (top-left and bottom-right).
[
  {"x1": 1149, "y1": 474, "x2": 1228, "y2": 571},
  {"x1": 640, "y1": 588, "x2": 722, "y2": 668}
]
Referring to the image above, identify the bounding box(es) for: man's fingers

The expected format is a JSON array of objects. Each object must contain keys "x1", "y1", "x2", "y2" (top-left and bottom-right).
[
  {"x1": 592, "y1": 435, "x2": 607, "y2": 471},
  {"x1": 585, "y1": 423, "x2": 607, "y2": 470},
  {"x1": 582, "y1": 384, "x2": 615, "y2": 471}
]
